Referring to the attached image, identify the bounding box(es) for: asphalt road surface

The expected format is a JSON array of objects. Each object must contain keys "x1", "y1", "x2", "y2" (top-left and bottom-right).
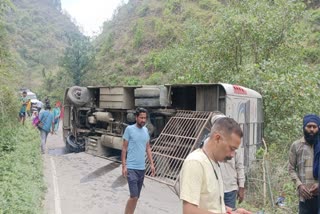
[{"x1": 43, "y1": 123, "x2": 182, "y2": 214}]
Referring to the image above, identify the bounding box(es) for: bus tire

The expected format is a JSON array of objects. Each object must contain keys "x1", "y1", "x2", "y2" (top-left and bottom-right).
[{"x1": 67, "y1": 86, "x2": 90, "y2": 106}]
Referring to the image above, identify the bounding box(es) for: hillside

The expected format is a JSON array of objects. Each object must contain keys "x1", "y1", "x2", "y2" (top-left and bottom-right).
[
  {"x1": 89, "y1": 0, "x2": 320, "y2": 86},
  {"x1": 4, "y1": 0, "x2": 82, "y2": 90},
  {"x1": 1, "y1": 0, "x2": 320, "y2": 212},
  {"x1": 88, "y1": 3, "x2": 320, "y2": 211},
  {"x1": 88, "y1": 0, "x2": 220, "y2": 85}
]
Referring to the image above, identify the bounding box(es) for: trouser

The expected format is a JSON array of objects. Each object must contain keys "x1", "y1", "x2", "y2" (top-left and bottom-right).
[
  {"x1": 224, "y1": 190, "x2": 237, "y2": 209},
  {"x1": 40, "y1": 130, "x2": 49, "y2": 154},
  {"x1": 54, "y1": 119, "x2": 60, "y2": 132},
  {"x1": 299, "y1": 196, "x2": 318, "y2": 214},
  {"x1": 127, "y1": 169, "x2": 145, "y2": 198}
]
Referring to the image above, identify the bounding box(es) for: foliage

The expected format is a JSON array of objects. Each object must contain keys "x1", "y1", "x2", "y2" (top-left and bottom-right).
[
  {"x1": 0, "y1": 123, "x2": 45, "y2": 214},
  {"x1": 60, "y1": 33, "x2": 95, "y2": 86},
  {"x1": 0, "y1": 2, "x2": 45, "y2": 213},
  {"x1": 0, "y1": 0, "x2": 319, "y2": 213},
  {"x1": 92, "y1": 0, "x2": 320, "y2": 212},
  {"x1": 0, "y1": 0, "x2": 18, "y2": 121},
  {"x1": 4, "y1": 0, "x2": 81, "y2": 90},
  {"x1": 133, "y1": 20, "x2": 144, "y2": 48}
]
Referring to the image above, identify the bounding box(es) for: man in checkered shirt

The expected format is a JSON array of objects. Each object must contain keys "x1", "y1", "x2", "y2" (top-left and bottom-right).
[{"x1": 289, "y1": 114, "x2": 319, "y2": 214}]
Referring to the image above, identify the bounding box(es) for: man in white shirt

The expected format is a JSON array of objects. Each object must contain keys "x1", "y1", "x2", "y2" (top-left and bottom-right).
[
  {"x1": 220, "y1": 147, "x2": 245, "y2": 209},
  {"x1": 179, "y1": 117, "x2": 251, "y2": 214},
  {"x1": 210, "y1": 113, "x2": 246, "y2": 209}
]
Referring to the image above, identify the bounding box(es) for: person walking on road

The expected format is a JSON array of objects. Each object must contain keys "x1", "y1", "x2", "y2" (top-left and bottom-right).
[
  {"x1": 52, "y1": 101, "x2": 61, "y2": 134},
  {"x1": 32, "y1": 111, "x2": 40, "y2": 127},
  {"x1": 38, "y1": 105, "x2": 54, "y2": 154},
  {"x1": 179, "y1": 117, "x2": 251, "y2": 214},
  {"x1": 60, "y1": 104, "x2": 64, "y2": 120},
  {"x1": 289, "y1": 114, "x2": 319, "y2": 214},
  {"x1": 121, "y1": 107, "x2": 156, "y2": 214},
  {"x1": 19, "y1": 91, "x2": 28, "y2": 125}
]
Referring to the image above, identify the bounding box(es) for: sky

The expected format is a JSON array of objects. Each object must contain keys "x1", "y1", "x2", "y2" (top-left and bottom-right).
[{"x1": 61, "y1": 0, "x2": 128, "y2": 37}]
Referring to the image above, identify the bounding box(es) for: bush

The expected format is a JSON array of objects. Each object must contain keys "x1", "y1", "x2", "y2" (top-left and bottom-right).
[
  {"x1": 0, "y1": 122, "x2": 45, "y2": 214},
  {"x1": 133, "y1": 20, "x2": 144, "y2": 48}
]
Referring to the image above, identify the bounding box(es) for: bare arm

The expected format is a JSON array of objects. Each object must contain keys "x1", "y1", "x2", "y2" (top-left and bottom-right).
[
  {"x1": 146, "y1": 142, "x2": 155, "y2": 176},
  {"x1": 121, "y1": 140, "x2": 128, "y2": 177}
]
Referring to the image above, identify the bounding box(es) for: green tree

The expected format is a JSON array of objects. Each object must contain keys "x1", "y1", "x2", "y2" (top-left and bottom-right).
[
  {"x1": 144, "y1": 1, "x2": 318, "y2": 211},
  {"x1": 60, "y1": 33, "x2": 95, "y2": 85},
  {"x1": 0, "y1": 0, "x2": 18, "y2": 120}
]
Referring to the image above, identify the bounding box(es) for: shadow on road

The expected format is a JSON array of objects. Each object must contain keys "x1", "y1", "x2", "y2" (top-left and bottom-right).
[
  {"x1": 111, "y1": 175, "x2": 127, "y2": 188},
  {"x1": 80, "y1": 162, "x2": 121, "y2": 183}
]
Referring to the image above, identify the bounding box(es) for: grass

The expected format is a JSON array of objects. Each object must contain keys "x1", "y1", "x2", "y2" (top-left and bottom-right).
[{"x1": 0, "y1": 120, "x2": 45, "y2": 214}]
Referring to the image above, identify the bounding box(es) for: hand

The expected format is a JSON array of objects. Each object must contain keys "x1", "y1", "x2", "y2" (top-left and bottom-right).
[
  {"x1": 298, "y1": 184, "x2": 312, "y2": 200},
  {"x1": 309, "y1": 183, "x2": 319, "y2": 196},
  {"x1": 232, "y1": 208, "x2": 252, "y2": 214},
  {"x1": 226, "y1": 206, "x2": 233, "y2": 214},
  {"x1": 238, "y1": 187, "x2": 245, "y2": 204},
  {"x1": 122, "y1": 166, "x2": 127, "y2": 178},
  {"x1": 150, "y1": 164, "x2": 155, "y2": 177}
]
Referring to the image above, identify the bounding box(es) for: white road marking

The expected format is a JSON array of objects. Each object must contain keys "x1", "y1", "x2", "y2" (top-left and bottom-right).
[{"x1": 50, "y1": 157, "x2": 62, "y2": 214}]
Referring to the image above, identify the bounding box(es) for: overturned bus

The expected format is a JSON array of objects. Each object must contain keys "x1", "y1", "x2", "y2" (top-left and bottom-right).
[{"x1": 63, "y1": 83, "x2": 263, "y2": 186}]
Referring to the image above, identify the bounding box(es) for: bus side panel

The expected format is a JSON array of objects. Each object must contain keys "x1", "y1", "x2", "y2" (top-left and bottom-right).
[{"x1": 225, "y1": 96, "x2": 262, "y2": 171}]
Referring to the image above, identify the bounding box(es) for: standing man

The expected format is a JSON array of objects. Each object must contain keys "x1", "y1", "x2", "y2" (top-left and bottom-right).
[
  {"x1": 52, "y1": 101, "x2": 61, "y2": 134},
  {"x1": 220, "y1": 144, "x2": 245, "y2": 209},
  {"x1": 289, "y1": 114, "x2": 319, "y2": 214},
  {"x1": 203, "y1": 113, "x2": 246, "y2": 209},
  {"x1": 38, "y1": 105, "x2": 54, "y2": 154},
  {"x1": 19, "y1": 91, "x2": 28, "y2": 125},
  {"x1": 179, "y1": 117, "x2": 251, "y2": 214},
  {"x1": 122, "y1": 107, "x2": 155, "y2": 214}
]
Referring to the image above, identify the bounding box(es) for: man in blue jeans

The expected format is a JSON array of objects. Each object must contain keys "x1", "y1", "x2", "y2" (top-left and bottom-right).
[
  {"x1": 38, "y1": 105, "x2": 54, "y2": 154},
  {"x1": 121, "y1": 107, "x2": 155, "y2": 214}
]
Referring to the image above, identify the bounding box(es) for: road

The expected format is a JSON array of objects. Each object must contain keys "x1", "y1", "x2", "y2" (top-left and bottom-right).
[{"x1": 43, "y1": 123, "x2": 182, "y2": 214}]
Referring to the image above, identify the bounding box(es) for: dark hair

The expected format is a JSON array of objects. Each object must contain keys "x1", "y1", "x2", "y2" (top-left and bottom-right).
[
  {"x1": 211, "y1": 117, "x2": 243, "y2": 138},
  {"x1": 22, "y1": 91, "x2": 27, "y2": 94},
  {"x1": 45, "y1": 105, "x2": 51, "y2": 110},
  {"x1": 135, "y1": 107, "x2": 147, "y2": 117}
]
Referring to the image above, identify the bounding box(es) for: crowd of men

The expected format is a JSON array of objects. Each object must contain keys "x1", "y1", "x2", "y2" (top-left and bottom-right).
[
  {"x1": 19, "y1": 91, "x2": 63, "y2": 154},
  {"x1": 19, "y1": 89, "x2": 319, "y2": 213},
  {"x1": 121, "y1": 108, "x2": 319, "y2": 214}
]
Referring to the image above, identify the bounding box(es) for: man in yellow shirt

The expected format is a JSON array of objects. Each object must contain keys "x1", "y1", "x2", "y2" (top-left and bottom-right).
[{"x1": 179, "y1": 117, "x2": 251, "y2": 214}]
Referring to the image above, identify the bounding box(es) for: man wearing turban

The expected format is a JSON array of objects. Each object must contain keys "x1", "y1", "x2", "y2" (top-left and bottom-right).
[{"x1": 289, "y1": 114, "x2": 319, "y2": 214}]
